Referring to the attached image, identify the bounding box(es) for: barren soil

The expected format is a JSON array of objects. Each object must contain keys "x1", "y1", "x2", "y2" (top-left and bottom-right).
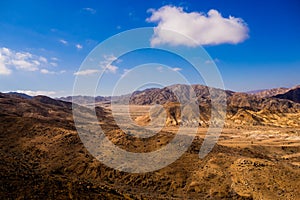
[{"x1": 1, "y1": 96, "x2": 300, "y2": 199}]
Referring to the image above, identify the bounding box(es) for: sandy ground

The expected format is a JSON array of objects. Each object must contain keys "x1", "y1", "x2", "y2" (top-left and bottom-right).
[
  {"x1": 98, "y1": 104, "x2": 300, "y2": 167},
  {"x1": 2, "y1": 101, "x2": 300, "y2": 199}
]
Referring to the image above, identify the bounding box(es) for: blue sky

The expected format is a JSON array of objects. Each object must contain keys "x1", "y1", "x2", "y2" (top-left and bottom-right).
[{"x1": 0, "y1": 0, "x2": 299, "y2": 96}]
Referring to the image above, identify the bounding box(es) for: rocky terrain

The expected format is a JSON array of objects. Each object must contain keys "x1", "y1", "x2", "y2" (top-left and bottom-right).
[
  {"x1": 275, "y1": 87, "x2": 300, "y2": 103},
  {"x1": 1, "y1": 87, "x2": 300, "y2": 199},
  {"x1": 247, "y1": 87, "x2": 290, "y2": 98},
  {"x1": 58, "y1": 84, "x2": 299, "y2": 105},
  {"x1": 248, "y1": 85, "x2": 300, "y2": 100},
  {"x1": 58, "y1": 84, "x2": 300, "y2": 128},
  {"x1": 59, "y1": 95, "x2": 111, "y2": 105},
  {"x1": 126, "y1": 84, "x2": 300, "y2": 128}
]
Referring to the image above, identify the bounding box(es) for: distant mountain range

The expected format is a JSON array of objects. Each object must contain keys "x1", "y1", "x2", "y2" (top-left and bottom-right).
[
  {"x1": 5, "y1": 92, "x2": 33, "y2": 99},
  {"x1": 3, "y1": 84, "x2": 300, "y2": 128},
  {"x1": 58, "y1": 95, "x2": 111, "y2": 105},
  {"x1": 5, "y1": 84, "x2": 300, "y2": 105},
  {"x1": 119, "y1": 84, "x2": 300, "y2": 127},
  {"x1": 247, "y1": 85, "x2": 300, "y2": 99},
  {"x1": 56, "y1": 84, "x2": 300, "y2": 105},
  {"x1": 274, "y1": 87, "x2": 300, "y2": 103}
]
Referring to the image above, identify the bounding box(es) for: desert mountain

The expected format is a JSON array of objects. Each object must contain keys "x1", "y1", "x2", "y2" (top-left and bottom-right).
[
  {"x1": 247, "y1": 87, "x2": 289, "y2": 98},
  {"x1": 274, "y1": 87, "x2": 300, "y2": 103},
  {"x1": 126, "y1": 84, "x2": 300, "y2": 128},
  {"x1": 1, "y1": 92, "x2": 300, "y2": 199},
  {"x1": 5, "y1": 92, "x2": 33, "y2": 99},
  {"x1": 58, "y1": 95, "x2": 111, "y2": 105},
  {"x1": 56, "y1": 84, "x2": 300, "y2": 128},
  {"x1": 247, "y1": 85, "x2": 300, "y2": 102}
]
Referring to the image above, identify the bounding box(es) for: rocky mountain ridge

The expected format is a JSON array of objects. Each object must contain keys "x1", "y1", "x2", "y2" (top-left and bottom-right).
[{"x1": 1, "y1": 90, "x2": 300, "y2": 199}]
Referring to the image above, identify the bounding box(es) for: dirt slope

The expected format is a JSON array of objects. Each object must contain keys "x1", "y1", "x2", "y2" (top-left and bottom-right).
[{"x1": 1, "y1": 93, "x2": 300, "y2": 199}]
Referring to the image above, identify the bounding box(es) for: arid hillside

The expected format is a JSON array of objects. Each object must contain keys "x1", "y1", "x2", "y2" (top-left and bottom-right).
[
  {"x1": 58, "y1": 84, "x2": 300, "y2": 128},
  {"x1": 275, "y1": 87, "x2": 300, "y2": 103},
  {"x1": 1, "y1": 92, "x2": 300, "y2": 199},
  {"x1": 128, "y1": 85, "x2": 300, "y2": 128},
  {"x1": 247, "y1": 87, "x2": 290, "y2": 98}
]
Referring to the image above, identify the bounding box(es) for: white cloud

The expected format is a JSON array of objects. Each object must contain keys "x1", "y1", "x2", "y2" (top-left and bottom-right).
[
  {"x1": 74, "y1": 69, "x2": 100, "y2": 76},
  {"x1": 15, "y1": 90, "x2": 57, "y2": 97},
  {"x1": 1, "y1": 47, "x2": 11, "y2": 55},
  {"x1": 99, "y1": 54, "x2": 120, "y2": 74},
  {"x1": 171, "y1": 67, "x2": 182, "y2": 71},
  {"x1": 76, "y1": 44, "x2": 83, "y2": 49},
  {"x1": 40, "y1": 69, "x2": 65, "y2": 75},
  {"x1": 157, "y1": 66, "x2": 182, "y2": 72},
  {"x1": 51, "y1": 57, "x2": 59, "y2": 61},
  {"x1": 121, "y1": 68, "x2": 130, "y2": 78},
  {"x1": 59, "y1": 39, "x2": 68, "y2": 45},
  {"x1": 0, "y1": 51, "x2": 12, "y2": 75},
  {"x1": 50, "y1": 62, "x2": 58, "y2": 67},
  {"x1": 103, "y1": 55, "x2": 118, "y2": 62},
  {"x1": 0, "y1": 47, "x2": 65, "y2": 75},
  {"x1": 0, "y1": 47, "x2": 43, "y2": 74},
  {"x1": 74, "y1": 55, "x2": 120, "y2": 76},
  {"x1": 83, "y1": 7, "x2": 96, "y2": 14},
  {"x1": 15, "y1": 52, "x2": 32, "y2": 60},
  {"x1": 39, "y1": 56, "x2": 48, "y2": 63},
  {"x1": 146, "y1": 5, "x2": 249, "y2": 47},
  {"x1": 11, "y1": 59, "x2": 39, "y2": 71},
  {"x1": 105, "y1": 64, "x2": 118, "y2": 73},
  {"x1": 0, "y1": 61, "x2": 12, "y2": 75},
  {"x1": 40, "y1": 69, "x2": 54, "y2": 74}
]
